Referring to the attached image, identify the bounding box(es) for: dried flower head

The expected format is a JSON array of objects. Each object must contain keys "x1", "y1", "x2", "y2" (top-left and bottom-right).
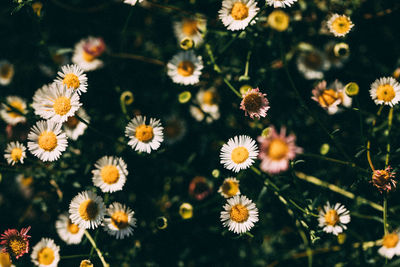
[
  {"x1": 240, "y1": 88, "x2": 270, "y2": 119},
  {"x1": 371, "y1": 167, "x2": 396, "y2": 193},
  {"x1": 0, "y1": 226, "x2": 31, "y2": 259}
]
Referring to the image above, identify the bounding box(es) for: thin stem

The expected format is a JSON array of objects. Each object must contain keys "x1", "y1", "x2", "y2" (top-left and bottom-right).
[
  {"x1": 300, "y1": 153, "x2": 368, "y2": 173},
  {"x1": 243, "y1": 50, "x2": 252, "y2": 78},
  {"x1": 108, "y1": 52, "x2": 165, "y2": 66},
  {"x1": 84, "y1": 230, "x2": 109, "y2": 267},
  {"x1": 61, "y1": 254, "x2": 90, "y2": 259},
  {"x1": 366, "y1": 105, "x2": 384, "y2": 171},
  {"x1": 385, "y1": 107, "x2": 394, "y2": 167},
  {"x1": 355, "y1": 96, "x2": 364, "y2": 141},
  {"x1": 384, "y1": 193, "x2": 388, "y2": 235}
]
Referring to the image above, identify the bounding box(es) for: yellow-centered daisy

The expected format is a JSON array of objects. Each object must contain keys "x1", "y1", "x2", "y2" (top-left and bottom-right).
[
  {"x1": 0, "y1": 60, "x2": 14, "y2": 86},
  {"x1": 370, "y1": 77, "x2": 400, "y2": 107},
  {"x1": 55, "y1": 64, "x2": 88, "y2": 95},
  {"x1": 327, "y1": 14, "x2": 354, "y2": 37},
  {"x1": 378, "y1": 231, "x2": 400, "y2": 259},
  {"x1": 218, "y1": 177, "x2": 241, "y2": 198},
  {"x1": 318, "y1": 202, "x2": 350, "y2": 236},
  {"x1": 220, "y1": 135, "x2": 258, "y2": 172},
  {"x1": 92, "y1": 156, "x2": 128, "y2": 193},
  {"x1": 4, "y1": 141, "x2": 26, "y2": 166},
  {"x1": 103, "y1": 202, "x2": 137, "y2": 239},
  {"x1": 0, "y1": 96, "x2": 27, "y2": 125},
  {"x1": 27, "y1": 120, "x2": 68, "y2": 162},
  {"x1": 55, "y1": 213, "x2": 85, "y2": 245},
  {"x1": 69, "y1": 191, "x2": 106, "y2": 229},
  {"x1": 173, "y1": 16, "x2": 207, "y2": 47},
  {"x1": 167, "y1": 51, "x2": 203, "y2": 85},
  {"x1": 219, "y1": 0, "x2": 259, "y2": 31},
  {"x1": 31, "y1": 238, "x2": 60, "y2": 267},
  {"x1": 63, "y1": 108, "x2": 90, "y2": 141}
]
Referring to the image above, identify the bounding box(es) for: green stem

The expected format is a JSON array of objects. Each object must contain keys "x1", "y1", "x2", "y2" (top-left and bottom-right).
[
  {"x1": 384, "y1": 194, "x2": 388, "y2": 235},
  {"x1": 84, "y1": 230, "x2": 109, "y2": 267},
  {"x1": 300, "y1": 153, "x2": 368, "y2": 173},
  {"x1": 61, "y1": 254, "x2": 90, "y2": 259}
]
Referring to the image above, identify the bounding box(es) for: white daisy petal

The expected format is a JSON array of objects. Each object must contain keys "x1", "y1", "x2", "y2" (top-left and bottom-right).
[
  {"x1": 31, "y1": 238, "x2": 60, "y2": 267},
  {"x1": 92, "y1": 156, "x2": 128, "y2": 193},
  {"x1": 4, "y1": 141, "x2": 26, "y2": 166},
  {"x1": 103, "y1": 202, "x2": 137, "y2": 239},
  {"x1": 220, "y1": 135, "x2": 258, "y2": 172},
  {"x1": 219, "y1": 0, "x2": 260, "y2": 31},
  {"x1": 167, "y1": 50, "x2": 203, "y2": 85},
  {"x1": 55, "y1": 64, "x2": 88, "y2": 95},
  {"x1": 55, "y1": 213, "x2": 85, "y2": 245},
  {"x1": 318, "y1": 202, "x2": 350, "y2": 236},
  {"x1": 69, "y1": 191, "x2": 106, "y2": 230}
]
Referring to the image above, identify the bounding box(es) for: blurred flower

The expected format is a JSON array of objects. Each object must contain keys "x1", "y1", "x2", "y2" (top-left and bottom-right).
[
  {"x1": 218, "y1": 177, "x2": 240, "y2": 198},
  {"x1": 179, "y1": 203, "x2": 193, "y2": 219},
  {"x1": 55, "y1": 64, "x2": 88, "y2": 95},
  {"x1": 371, "y1": 167, "x2": 396, "y2": 193},
  {"x1": 240, "y1": 87, "x2": 269, "y2": 119},
  {"x1": 311, "y1": 80, "x2": 351, "y2": 114},
  {"x1": 31, "y1": 238, "x2": 60, "y2": 267},
  {"x1": 69, "y1": 191, "x2": 106, "y2": 229},
  {"x1": 266, "y1": 0, "x2": 297, "y2": 8},
  {"x1": 220, "y1": 135, "x2": 259, "y2": 173},
  {"x1": 173, "y1": 16, "x2": 206, "y2": 47},
  {"x1": 0, "y1": 61, "x2": 14, "y2": 86},
  {"x1": 4, "y1": 141, "x2": 26, "y2": 166},
  {"x1": 55, "y1": 213, "x2": 85, "y2": 245},
  {"x1": 5, "y1": 122, "x2": 30, "y2": 141},
  {"x1": 33, "y1": 83, "x2": 81, "y2": 123},
  {"x1": 0, "y1": 226, "x2": 31, "y2": 259},
  {"x1": 164, "y1": 116, "x2": 187, "y2": 145},
  {"x1": 104, "y1": 202, "x2": 137, "y2": 240},
  {"x1": 267, "y1": 10, "x2": 290, "y2": 32},
  {"x1": 80, "y1": 259, "x2": 93, "y2": 267},
  {"x1": 393, "y1": 68, "x2": 400, "y2": 80},
  {"x1": 296, "y1": 49, "x2": 330, "y2": 80},
  {"x1": 27, "y1": 120, "x2": 68, "y2": 162},
  {"x1": 258, "y1": 126, "x2": 302, "y2": 174},
  {"x1": 0, "y1": 96, "x2": 27, "y2": 126},
  {"x1": 219, "y1": 0, "x2": 259, "y2": 31},
  {"x1": 220, "y1": 195, "x2": 258, "y2": 234},
  {"x1": 318, "y1": 202, "x2": 350, "y2": 236},
  {"x1": 92, "y1": 156, "x2": 128, "y2": 193},
  {"x1": 378, "y1": 231, "x2": 400, "y2": 259},
  {"x1": 31, "y1": 2, "x2": 42, "y2": 17},
  {"x1": 72, "y1": 37, "x2": 105, "y2": 72},
  {"x1": 0, "y1": 250, "x2": 14, "y2": 267},
  {"x1": 344, "y1": 82, "x2": 359, "y2": 97},
  {"x1": 124, "y1": 0, "x2": 143, "y2": 6},
  {"x1": 324, "y1": 42, "x2": 349, "y2": 68},
  {"x1": 63, "y1": 108, "x2": 89, "y2": 141},
  {"x1": 370, "y1": 77, "x2": 400, "y2": 107},
  {"x1": 156, "y1": 217, "x2": 168, "y2": 230},
  {"x1": 327, "y1": 14, "x2": 354, "y2": 37},
  {"x1": 167, "y1": 51, "x2": 203, "y2": 85},
  {"x1": 190, "y1": 88, "x2": 220, "y2": 123},
  {"x1": 189, "y1": 176, "x2": 213, "y2": 201},
  {"x1": 125, "y1": 115, "x2": 164, "y2": 153},
  {"x1": 15, "y1": 174, "x2": 34, "y2": 199}
]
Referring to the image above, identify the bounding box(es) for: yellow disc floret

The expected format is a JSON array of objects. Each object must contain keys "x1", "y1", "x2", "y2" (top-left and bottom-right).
[
  {"x1": 231, "y1": 2, "x2": 249, "y2": 20},
  {"x1": 100, "y1": 165, "x2": 120, "y2": 184},
  {"x1": 11, "y1": 148, "x2": 23, "y2": 162},
  {"x1": 324, "y1": 209, "x2": 339, "y2": 226},
  {"x1": 38, "y1": 131, "x2": 58, "y2": 151},
  {"x1": 79, "y1": 200, "x2": 99, "y2": 221},
  {"x1": 53, "y1": 96, "x2": 71, "y2": 116},
  {"x1": 231, "y1": 146, "x2": 249, "y2": 164},
  {"x1": 37, "y1": 247, "x2": 55, "y2": 265},
  {"x1": 268, "y1": 139, "x2": 289, "y2": 161},
  {"x1": 135, "y1": 124, "x2": 154, "y2": 142},
  {"x1": 221, "y1": 180, "x2": 239, "y2": 198},
  {"x1": 376, "y1": 84, "x2": 396, "y2": 102},
  {"x1": 177, "y1": 61, "x2": 195, "y2": 77},
  {"x1": 63, "y1": 73, "x2": 80, "y2": 89},
  {"x1": 111, "y1": 211, "x2": 129, "y2": 229},
  {"x1": 230, "y1": 204, "x2": 249, "y2": 223},
  {"x1": 383, "y1": 233, "x2": 399, "y2": 248}
]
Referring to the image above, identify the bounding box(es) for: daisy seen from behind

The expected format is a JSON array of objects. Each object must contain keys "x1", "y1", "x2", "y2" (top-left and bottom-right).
[
  {"x1": 55, "y1": 64, "x2": 88, "y2": 95},
  {"x1": 4, "y1": 141, "x2": 26, "y2": 166},
  {"x1": 92, "y1": 156, "x2": 128, "y2": 193},
  {"x1": 31, "y1": 238, "x2": 60, "y2": 267},
  {"x1": 370, "y1": 77, "x2": 400, "y2": 107},
  {"x1": 55, "y1": 213, "x2": 85, "y2": 245},
  {"x1": 69, "y1": 191, "x2": 106, "y2": 230},
  {"x1": 318, "y1": 202, "x2": 350, "y2": 236},
  {"x1": 220, "y1": 135, "x2": 258, "y2": 173},
  {"x1": 167, "y1": 50, "x2": 203, "y2": 85},
  {"x1": 219, "y1": 0, "x2": 259, "y2": 31},
  {"x1": 220, "y1": 195, "x2": 258, "y2": 234},
  {"x1": 104, "y1": 202, "x2": 137, "y2": 239},
  {"x1": 125, "y1": 115, "x2": 163, "y2": 153}
]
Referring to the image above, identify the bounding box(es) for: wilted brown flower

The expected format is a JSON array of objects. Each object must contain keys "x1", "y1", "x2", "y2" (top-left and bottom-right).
[{"x1": 371, "y1": 167, "x2": 396, "y2": 193}]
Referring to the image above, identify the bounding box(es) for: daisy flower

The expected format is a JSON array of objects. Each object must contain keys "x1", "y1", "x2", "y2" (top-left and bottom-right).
[
  {"x1": 179, "y1": 203, "x2": 193, "y2": 219},
  {"x1": 266, "y1": 0, "x2": 297, "y2": 8},
  {"x1": 378, "y1": 231, "x2": 400, "y2": 259},
  {"x1": 173, "y1": 16, "x2": 207, "y2": 47},
  {"x1": 27, "y1": 120, "x2": 68, "y2": 162},
  {"x1": 0, "y1": 96, "x2": 27, "y2": 125},
  {"x1": 72, "y1": 37, "x2": 105, "y2": 72},
  {"x1": 218, "y1": 177, "x2": 241, "y2": 198},
  {"x1": 16, "y1": 174, "x2": 34, "y2": 199},
  {"x1": 220, "y1": 135, "x2": 259, "y2": 173},
  {"x1": 92, "y1": 156, "x2": 128, "y2": 193},
  {"x1": 55, "y1": 64, "x2": 88, "y2": 95},
  {"x1": 0, "y1": 226, "x2": 31, "y2": 259},
  {"x1": 190, "y1": 88, "x2": 221, "y2": 123},
  {"x1": 164, "y1": 116, "x2": 187, "y2": 145},
  {"x1": 267, "y1": 10, "x2": 290, "y2": 32},
  {"x1": 318, "y1": 202, "x2": 350, "y2": 235},
  {"x1": 123, "y1": 0, "x2": 143, "y2": 6},
  {"x1": 32, "y1": 83, "x2": 81, "y2": 123},
  {"x1": 69, "y1": 191, "x2": 106, "y2": 229},
  {"x1": 296, "y1": 48, "x2": 330, "y2": 80},
  {"x1": 220, "y1": 195, "x2": 258, "y2": 234},
  {"x1": 240, "y1": 88, "x2": 269, "y2": 119},
  {"x1": 63, "y1": 108, "x2": 89, "y2": 141},
  {"x1": 167, "y1": 50, "x2": 203, "y2": 85},
  {"x1": 219, "y1": 0, "x2": 259, "y2": 31},
  {"x1": 125, "y1": 115, "x2": 164, "y2": 153},
  {"x1": 188, "y1": 176, "x2": 213, "y2": 201},
  {"x1": 311, "y1": 80, "x2": 351, "y2": 114},
  {"x1": 258, "y1": 126, "x2": 302, "y2": 174},
  {"x1": 4, "y1": 141, "x2": 26, "y2": 165},
  {"x1": 372, "y1": 167, "x2": 396, "y2": 193},
  {"x1": 55, "y1": 213, "x2": 85, "y2": 245},
  {"x1": 31, "y1": 238, "x2": 60, "y2": 267},
  {"x1": 0, "y1": 60, "x2": 14, "y2": 86},
  {"x1": 370, "y1": 77, "x2": 400, "y2": 107},
  {"x1": 327, "y1": 14, "x2": 354, "y2": 37},
  {"x1": 104, "y1": 202, "x2": 137, "y2": 239},
  {"x1": 80, "y1": 260, "x2": 93, "y2": 267}
]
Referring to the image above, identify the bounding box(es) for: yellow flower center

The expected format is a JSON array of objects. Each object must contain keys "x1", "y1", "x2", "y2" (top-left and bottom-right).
[
  {"x1": 11, "y1": 147, "x2": 23, "y2": 162},
  {"x1": 231, "y1": 146, "x2": 249, "y2": 164},
  {"x1": 318, "y1": 89, "x2": 339, "y2": 107},
  {"x1": 53, "y1": 96, "x2": 71, "y2": 116},
  {"x1": 230, "y1": 204, "x2": 249, "y2": 223},
  {"x1": 202, "y1": 91, "x2": 217, "y2": 105},
  {"x1": 376, "y1": 84, "x2": 395, "y2": 102},
  {"x1": 37, "y1": 247, "x2": 55, "y2": 265},
  {"x1": 38, "y1": 131, "x2": 58, "y2": 151},
  {"x1": 177, "y1": 61, "x2": 195, "y2": 77},
  {"x1": 111, "y1": 211, "x2": 129, "y2": 229},
  {"x1": 268, "y1": 10, "x2": 290, "y2": 32},
  {"x1": 135, "y1": 124, "x2": 154, "y2": 142},
  {"x1": 100, "y1": 165, "x2": 120, "y2": 184},
  {"x1": 268, "y1": 139, "x2": 289, "y2": 160},
  {"x1": 7, "y1": 101, "x2": 24, "y2": 118},
  {"x1": 8, "y1": 237, "x2": 27, "y2": 257},
  {"x1": 0, "y1": 251, "x2": 12, "y2": 267},
  {"x1": 383, "y1": 233, "x2": 399, "y2": 248},
  {"x1": 221, "y1": 180, "x2": 239, "y2": 198},
  {"x1": 78, "y1": 199, "x2": 99, "y2": 221},
  {"x1": 0, "y1": 64, "x2": 13, "y2": 79},
  {"x1": 182, "y1": 19, "x2": 198, "y2": 36},
  {"x1": 324, "y1": 209, "x2": 339, "y2": 226},
  {"x1": 231, "y1": 2, "x2": 249, "y2": 20},
  {"x1": 67, "y1": 220, "x2": 80, "y2": 234},
  {"x1": 243, "y1": 93, "x2": 263, "y2": 113},
  {"x1": 82, "y1": 51, "x2": 95, "y2": 62},
  {"x1": 80, "y1": 260, "x2": 94, "y2": 267},
  {"x1": 331, "y1": 16, "x2": 352, "y2": 35},
  {"x1": 66, "y1": 116, "x2": 80, "y2": 129},
  {"x1": 21, "y1": 176, "x2": 33, "y2": 186},
  {"x1": 63, "y1": 73, "x2": 80, "y2": 89}
]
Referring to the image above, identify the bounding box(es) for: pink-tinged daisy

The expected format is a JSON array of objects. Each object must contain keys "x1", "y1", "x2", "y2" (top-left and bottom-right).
[
  {"x1": 240, "y1": 88, "x2": 269, "y2": 119},
  {"x1": 371, "y1": 167, "x2": 396, "y2": 193},
  {"x1": 311, "y1": 80, "x2": 351, "y2": 114},
  {"x1": 188, "y1": 176, "x2": 213, "y2": 201},
  {"x1": 257, "y1": 126, "x2": 302, "y2": 174},
  {"x1": 0, "y1": 226, "x2": 31, "y2": 259},
  {"x1": 318, "y1": 202, "x2": 350, "y2": 235},
  {"x1": 72, "y1": 37, "x2": 106, "y2": 72}
]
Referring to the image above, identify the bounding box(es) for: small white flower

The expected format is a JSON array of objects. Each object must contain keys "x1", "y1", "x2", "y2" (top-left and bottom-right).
[
  {"x1": 104, "y1": 202, "x2": 137, "y2": 239},
  {"x1": 55, "y1": 64, "x2": 88, "y2": 95},
  {"x1": 55, "y1": 213, "x2": 85, "y2": 245},
  {"x1": 173, "y1": 17, "x2": 206, "y2": 47},
  {"x1": 220, "y1": 195, "x2": 259, "y2": 234},
  {"x1": 167, "y1": 50, "x2": 203, "y2": 85},
  {"x1": 378, "y1": 231, "x2": 400, "y2": 259},
  {"x1": 318, "y1": 202, "x2": 350, "y2": 236},
  {"x1": 266, "y1": 0, "x2": 297, "y2": 8},
  {"x1": 63, "y1": 108, "x2": 90, "y2": 141},
  {"x1": 0, "y1": 96, "x2": 27, "y2": 125},
  {"x1": 219, "y1": 0, "x2": 259, "y2": 31},
  {"x1": 327, "y1": 14, "x2": 354, "y2": 37},
  {"x1": 72, "y1": 37, "x2": 105, "y2": 72},
  {"x1": 0, "y1": 60, "x2": 14, "y2": 86},
  {"x1": 4, "y1": 141, "x2": 26, "y2": 165},
  {"x1": 69, "y1": 191, "x2": 106, "y2": 230},
  {"x1": 296, "y1": 48, "x2": 331, "y2": 80},
  {"x1": 370, "y1": 77, "x2": 400, "y2": 107},
  {"x1": 218, "y1": 177, "x2": 241, "y2": 198},
  {"x1": 31, "y1": 238, "x2": 60, "y2": 267},
  {"x1": 92, "y1": 156, "x2": 128, "y2": 193},
  {"x1": 123, "y1": 0, "x2": 143, "y2": 6},
  {"x1": 220, "y1": 135, "x2": 258, "y2": 172}
]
